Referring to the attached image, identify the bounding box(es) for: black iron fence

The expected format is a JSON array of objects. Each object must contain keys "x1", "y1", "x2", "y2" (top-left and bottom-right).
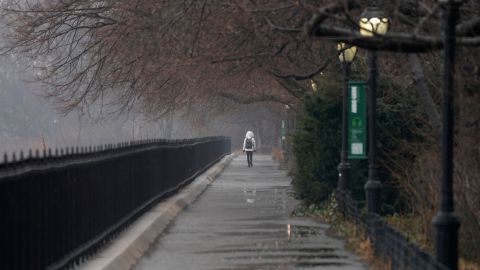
[
  {"x1": 336, "y1": 190, "x2": 449, "y2": 270},
  {"x1": 0, "y1": 137, "x2": 231, "y2": 270}
]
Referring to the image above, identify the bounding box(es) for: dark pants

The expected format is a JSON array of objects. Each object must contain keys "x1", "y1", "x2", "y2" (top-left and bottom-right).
[{"x1": 246, "y1": 151, "x2": 253, "y2": 167}]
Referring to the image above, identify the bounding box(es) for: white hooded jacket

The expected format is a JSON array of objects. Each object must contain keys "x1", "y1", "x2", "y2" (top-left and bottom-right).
[{"x1": 242, "y1": 131, "x2": 256, "y2": 152}]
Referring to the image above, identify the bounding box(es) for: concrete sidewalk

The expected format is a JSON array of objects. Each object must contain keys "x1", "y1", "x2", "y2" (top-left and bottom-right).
[
  {"x1": 80, "y1": 154, "x2": 236, "y2": 270},
  {"x1": 133, "y1": 155, "x2": 367, "y2": 270}
]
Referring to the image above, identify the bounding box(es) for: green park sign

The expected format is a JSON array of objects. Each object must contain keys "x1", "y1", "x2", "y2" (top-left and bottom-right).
[{"x1": 348, "y1": 81, "x2": 367, "y2": 159}]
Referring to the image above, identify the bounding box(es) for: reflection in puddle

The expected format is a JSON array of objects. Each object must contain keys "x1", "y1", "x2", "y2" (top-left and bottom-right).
[
  {"x1": 244, "y1": 187, "x2": 256, "y2": 204},
  {"x1": 246, "y1": 198, "x2": 255, "y2": 203},
  {"x1": 288, "y1": 225, "x2": 320, "y2": 238},
  {"x1": 243, "y1": 187, "x2": 256, "y2": 195}
]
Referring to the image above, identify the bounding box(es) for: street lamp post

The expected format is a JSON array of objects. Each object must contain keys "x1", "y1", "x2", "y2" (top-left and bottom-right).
[
  {"x1": 283, "y1": 105, "x2": 291, "y2": 166},
  {"x1": 53, "y1": 119, "x2": 58, "y2": 147},
  {"x1": 337, "y1": 43, "x2": 357, "y2": 192},
  {"x1": 433, "y1": 0, "x2": 462, "y2": 269},
  {"x1": 359, "y1": 3, "x2": 389, "y2": 214}
]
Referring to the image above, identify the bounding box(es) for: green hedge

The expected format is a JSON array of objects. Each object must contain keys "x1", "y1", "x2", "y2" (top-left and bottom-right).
[
  {"x1": 292, "y1": 91, "x2": 367, "y2": 206},
  {"x1": 292, "y1": 69, "x2": 427, "y2": 212}
]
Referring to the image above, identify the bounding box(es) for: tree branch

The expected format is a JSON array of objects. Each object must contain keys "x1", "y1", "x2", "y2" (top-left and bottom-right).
[
  {"x1": 457, "y1": 17, "x2": 480, "y2": 37},
  {"x1": 310, "y1": 24, "x2": 443, "y2": 52},
  {"x1": 273, "y1": 77, "x2": 308, "y2": 99},
  {"x1": 218, "y1": 92, "x2": 289, "y2": 106},
  {"x1": 306, "y1": 0, "x2": 359, "y2": 30},
  {"x1": 271, "y1": 56, "x2": 333, "y2": 81},
  {"x1": 307, "y1": 11, "x2": 480, "y2": 53}
]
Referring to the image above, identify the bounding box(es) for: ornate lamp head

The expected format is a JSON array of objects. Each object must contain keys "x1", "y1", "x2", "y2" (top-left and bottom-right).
[
  {"x1": 337, "y1": 43, "x2": 357, "y2": 63},
  {"x1": 359, "y1": 6, "x2": 389, "y2": 36}
]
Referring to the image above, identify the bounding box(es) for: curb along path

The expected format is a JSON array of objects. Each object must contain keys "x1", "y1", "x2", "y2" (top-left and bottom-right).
[
  {"x1": 80, "y1": 154, "x2": 236, "y2": 270},
  {"x1": 133, "y1": 155, "x2": 367, "y2": 270}
]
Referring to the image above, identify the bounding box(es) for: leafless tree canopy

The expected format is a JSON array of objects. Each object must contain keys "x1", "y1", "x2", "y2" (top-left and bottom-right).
[
  {"x1": 0, "y1": 0, "x2": 324, "y2": 115},
  {"x1": 1, "y1": 0, "x2": 479, "y2": 116}
]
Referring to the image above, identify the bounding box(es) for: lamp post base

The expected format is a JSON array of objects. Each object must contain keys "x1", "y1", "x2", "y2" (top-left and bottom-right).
[
  {"x1": 365, "y1": 179, "x2": 382, "y2": 214},
  {"x1": 337, "y1": 160, "x2": 351, "y2": 215},
  {"x1": 433, "y1": 211, "x2": 460, "y2": 270},
  {"x1": 337, "y1": 161, "x2": 351, "y2": 191}
]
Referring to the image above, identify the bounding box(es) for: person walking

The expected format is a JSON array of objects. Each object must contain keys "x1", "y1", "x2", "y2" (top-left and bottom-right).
[{"x1": 242, "y1": 131, "x2": 256, "y2": 167}]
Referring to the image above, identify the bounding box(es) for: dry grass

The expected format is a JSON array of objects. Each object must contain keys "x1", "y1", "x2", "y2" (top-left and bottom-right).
[
  {"x1": 335, "y1": 219, "x2": 391, "y2": 270},
  {"x1": 299, "y1": 198, "x2": 391, "y2": 270},
  {"x1": 460, "y1": 260, "x2": 480, "y2": 270},
  {"x1": 298, "y1": 194, "x2": 479, "y2": 270},
  {"x1": 385, "y1": 214, "x2": 480, "y2": 270},
  {"x1": 357, "y1": 237, "x2": 375, "y2": 262},
  {"x1": 384, "y1": 214, "x2": 432, "y2": 252},
  {"x1": 271, "y1": 147, "x2": 284, "y2": 162}
]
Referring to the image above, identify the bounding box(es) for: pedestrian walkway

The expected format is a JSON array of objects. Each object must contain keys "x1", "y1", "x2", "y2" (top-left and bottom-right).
[{"x1": 133, "y1": 155, "x2": 366, "y2": 270}]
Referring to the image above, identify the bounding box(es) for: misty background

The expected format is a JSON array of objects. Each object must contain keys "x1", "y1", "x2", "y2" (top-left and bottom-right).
[{"x1": 0, "y1": 54, "x2": 283, "y2": 154}]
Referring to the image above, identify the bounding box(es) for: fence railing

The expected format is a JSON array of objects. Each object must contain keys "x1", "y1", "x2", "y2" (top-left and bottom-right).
[
  {"x1": 0, "y1": 137, "x2": 231, "y2": 270},
  {"x1": 336, "y1": 190, "x2": 449, "y2": 270}
]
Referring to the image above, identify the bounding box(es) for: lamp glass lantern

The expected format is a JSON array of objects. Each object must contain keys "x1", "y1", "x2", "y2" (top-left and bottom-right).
[
  {"x1": 310, "y1": 80, "x2": 318, "y2": 92},
  {"x1": 337, "y1": 43, "x2": 357, "y2": 63},
  {"x1": 359, "y1": 7, "x2": 389, "y2": 36}
]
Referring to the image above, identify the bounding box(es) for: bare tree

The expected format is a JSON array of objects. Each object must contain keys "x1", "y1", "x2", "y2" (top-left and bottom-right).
[{"x1": 1, "y1": 0, "x2": 328, "y2": 117}]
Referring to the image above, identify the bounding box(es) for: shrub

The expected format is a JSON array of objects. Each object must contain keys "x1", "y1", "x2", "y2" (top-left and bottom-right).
[
  {"x1": 292, "y1": 65, "x2": 427, "y2": 211},
  {"x1": 292, "y1": 82, "x2": 367, "y2": 205}
]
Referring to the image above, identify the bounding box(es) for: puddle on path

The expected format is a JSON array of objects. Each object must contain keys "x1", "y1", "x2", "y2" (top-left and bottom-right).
[{"x1": 134, "y1": 155, "x2": 366, "y2": 270}]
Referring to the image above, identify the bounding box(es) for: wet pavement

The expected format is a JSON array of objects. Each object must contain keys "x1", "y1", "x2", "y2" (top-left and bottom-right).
[{"x1": 133, "y1": 155, "x2": 367, "y2": 270}]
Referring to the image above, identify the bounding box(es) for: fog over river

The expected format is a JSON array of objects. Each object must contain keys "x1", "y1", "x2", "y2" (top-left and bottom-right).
[{"x1": 0, "y1": 54, "x2": 281, "y2": 154}]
